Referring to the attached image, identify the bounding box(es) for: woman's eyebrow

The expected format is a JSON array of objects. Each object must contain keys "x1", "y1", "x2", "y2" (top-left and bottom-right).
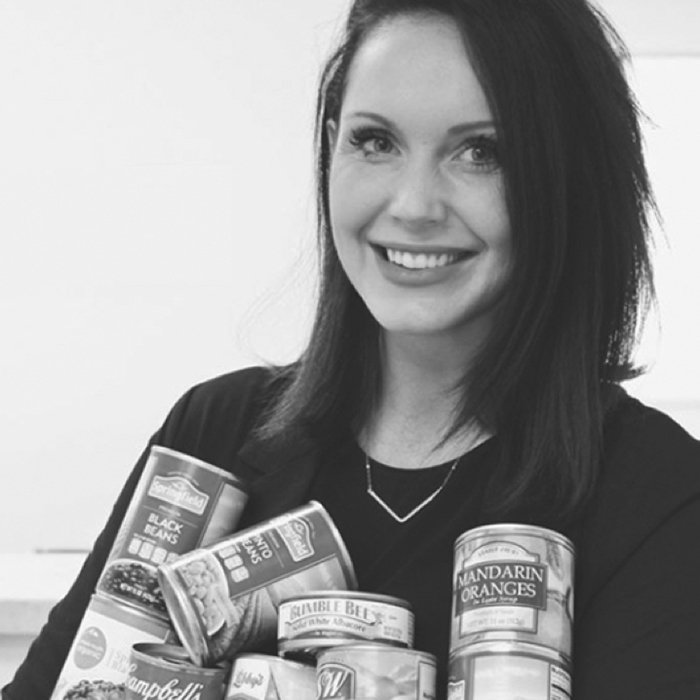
[{"x1": 345, "y1": 110, "x2": 496, "y2": 135}]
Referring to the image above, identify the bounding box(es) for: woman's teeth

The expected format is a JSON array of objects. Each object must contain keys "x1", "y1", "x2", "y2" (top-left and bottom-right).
[{"x1": 385, "y1": 247, "x2": 459, "y2": 269}]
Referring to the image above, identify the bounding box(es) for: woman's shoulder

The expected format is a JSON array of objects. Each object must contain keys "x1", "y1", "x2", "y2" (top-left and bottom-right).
[
  {"x1": 154, "y1": 363, "x2": 296, "y2": 462},
  {"x1": 574, "y1": 387, "x2": 700, "y2": 606}
]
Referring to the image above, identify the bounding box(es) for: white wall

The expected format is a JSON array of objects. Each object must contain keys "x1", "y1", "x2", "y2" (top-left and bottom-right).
[{"x1": 0, "y1": 0, "x2": 698, "y2": 553}]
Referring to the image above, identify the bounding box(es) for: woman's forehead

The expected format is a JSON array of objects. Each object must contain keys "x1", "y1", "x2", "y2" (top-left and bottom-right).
[{"x1": 341, "y1": 14, "x2": 493, "y2": 130}]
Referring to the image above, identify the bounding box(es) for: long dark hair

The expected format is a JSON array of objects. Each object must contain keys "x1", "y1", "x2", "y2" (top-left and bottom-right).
[{"x1": 258, "y1": 0, "x2": 656, "y2": 522}]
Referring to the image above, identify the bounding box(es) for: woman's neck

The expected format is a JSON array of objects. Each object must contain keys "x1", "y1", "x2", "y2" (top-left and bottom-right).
[{"x1": 360, "y1": 331, "x2": 487, "y2": 469}]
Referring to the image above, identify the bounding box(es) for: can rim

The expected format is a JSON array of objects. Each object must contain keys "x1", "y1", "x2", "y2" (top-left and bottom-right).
[
  {"x1": 278, "y1": 590, "x2": 412, "y2": 610},
  {"x1": 157, "y1": 562, "x2": 211, "y2": 666},
  {"x1": 449, "y1": 640, "x2": 571, "y2": 668},
  {"x1": 454, "y1": 523, "x2": 574, "y2": 552},
  {"x1": 308, "y1": 500, "x2": 358, "y2": 589},
  {"x1": 131, "y1": 643, "x2": 228, "y2": 675},
  {"x1": 233, "y1": 653, "x2": 315, "y2": 672},
  {"x1": 317, "y1": 643, "x2": 436, "y2": 664},
  {"x1": 150, "y1": 445, "x2": 249, "y2": 490},
  {"x1": 86, "y1": 593, "x2": 172, "y2": 633},
  {"x1": 280, "y1": 637, "x2": 410, "y2": 656}
]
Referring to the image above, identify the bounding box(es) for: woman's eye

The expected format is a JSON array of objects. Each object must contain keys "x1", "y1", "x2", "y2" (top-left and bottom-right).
[
  {"x1": 348, "y1": 128, "x2": 395, "y2": 157},
  {"x1": 458, "y1": 136, "x2": 500, "y2": 171}
]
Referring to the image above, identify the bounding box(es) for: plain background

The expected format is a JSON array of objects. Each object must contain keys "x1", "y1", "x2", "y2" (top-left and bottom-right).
[{"x1": 0, "y1": 0, "x2": 699, "y2": 554}]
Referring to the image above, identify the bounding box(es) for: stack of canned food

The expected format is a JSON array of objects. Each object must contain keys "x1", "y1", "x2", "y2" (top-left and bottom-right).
[
  {"x1": 447, "y1": 524, "x2": 575, "y2": 700},
  {"x1": 50, "y1": 446, "x2": 250, "y2": 700},
  {"x1": 157, "y1": 499, "x2": 437, "y2": 699},
  {"x1": 49, "y1": 444, "x2": 573, "y2": 700}
]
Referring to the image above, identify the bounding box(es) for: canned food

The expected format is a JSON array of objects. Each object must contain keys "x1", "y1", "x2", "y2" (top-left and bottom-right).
[
  {"x1": 451, "y1": 523, "x2": 574, "y2": 660},
  {"x1": 158, "y1": 501, "x2": 357, "y2": 665},
  {"x1": 278, "y1": 591, "x2": 414, "y2": 660},
  {"x1": 98, "y1": 446, "x2": 248, "y2": 618},
  {"x1": 226, "y1": 654, "x2": 316, "y2": 700},
  {"x1": 125, "y1": 643, "x2": 228, "y2": 700},
  {"x1": 316, "y1": 644, "x2": 437, "y2": 700},
  {"x1": 447, "y1": 642, "x2": 571, "y2": 700},
  {"x1": 50, "y1": 594, "x2": 173, "y2": 700}
]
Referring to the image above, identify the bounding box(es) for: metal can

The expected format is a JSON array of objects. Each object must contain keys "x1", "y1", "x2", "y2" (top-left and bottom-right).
[
  {"x1": 225, "y1": 654, "x2": 316, "y2": 700},
  {"x1": 158, "y1": 501, "x2": 357, "y2": 665},
  {"x1": 97, "y1": 445, "x2": 248, "y2": 618},
  {"x1": 50, "y1": 594, "x2": 173, "y2": 700},
  {"x1": 125, "y1": 643, "x2": 228, "y2": 700},
  {"x1": 447, "y1": 642, "x2": 571, "y2": 700},
  {"x1": 451, "y1": 523, "x2": 574, "y2": 661},
  {"x1": 278, "y1": 591, "x2": 414, "y2": 661},
  {"x1": 316, "y1": 644, "x2": 437, "y2": 700}
]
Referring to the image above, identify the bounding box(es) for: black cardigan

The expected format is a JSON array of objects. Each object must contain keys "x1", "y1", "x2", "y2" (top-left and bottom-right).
[{"x1": 5, "y1": 365, "x2": 700, "y2": 699}]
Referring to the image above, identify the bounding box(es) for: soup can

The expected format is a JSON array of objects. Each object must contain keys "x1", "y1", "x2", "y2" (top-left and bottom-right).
[
  {"x1": 447, "y1": 641, "x2": 571, "y2": 700},
  {"x1": 50, "y1": 594, "x2": 174, "y2": 700},
  {"x1": 158, "y1": 501, "x2": 357, "y2": 665},
  {"x1": 451, "y1": 524, "x2": 574, "y2": 661},
  {"x1": 278, "y1": 591, "x2": 414, "y2": 661},
  {"x1": 225, "y1": 654, "x2": 316, "y2": 700},
  {"x1": 316, "y1": 644, "x2": 437, "y2": 700},
  {"x1": 98, "y1": 445, "x2": 248, "y2": 618},
  {"x1": 125, "y1": 643, "x2": 228, "y2": 700}
]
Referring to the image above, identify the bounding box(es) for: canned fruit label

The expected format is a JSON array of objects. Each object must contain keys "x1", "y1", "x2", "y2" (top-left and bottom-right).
[
  {"x1": 226, "y1": 655, "x2": 316, "y2": 700},
  {"x1": 317, "y1": 647, "x2": 437, "y2": 700},
  {"x1": 50, "y1": 596, "x2": 172, "y2": 700},
  {"x1": 125, "y1": 644, "x2": 227, "y2": 700},
  {"x1": 98, "y1": 446, "x2": 247, "y2": 617},
  {"x1": 455, "y1": 542, "x2": 547, "y2": 634},
  {"x1": 160, "y1": 502, "x2": 356, "y2": 664},
  {"x1": 451, "y1": 526, "x2": 574, "y2": 659},
  {"x1": 448, "y1": 647, "x2": 571, "y2": 700},
  {"x1": 278, "y1": 595, "x2": 414, "y2": 649}
]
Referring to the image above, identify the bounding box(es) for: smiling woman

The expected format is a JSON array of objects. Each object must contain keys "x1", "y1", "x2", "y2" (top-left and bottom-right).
[{"x1": 4, "y1": 1, "x2": 700, "y2": 700}]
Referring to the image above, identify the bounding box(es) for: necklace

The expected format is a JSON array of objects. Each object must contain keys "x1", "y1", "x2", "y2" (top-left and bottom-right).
[{"x1": 365, "y1": 454, "x2": 461, "y2": 524}]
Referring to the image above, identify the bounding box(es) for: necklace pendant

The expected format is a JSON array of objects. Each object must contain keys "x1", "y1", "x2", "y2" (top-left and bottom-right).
[{"x1": 364, "y1": 455, "x2": 460, "y2": 524}]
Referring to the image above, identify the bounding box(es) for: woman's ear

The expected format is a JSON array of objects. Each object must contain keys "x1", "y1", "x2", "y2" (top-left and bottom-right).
[{"x1": 326, "y1": 119, "x2": 338, "y2": 152}]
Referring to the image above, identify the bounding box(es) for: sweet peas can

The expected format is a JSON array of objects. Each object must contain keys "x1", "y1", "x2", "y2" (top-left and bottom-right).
[
  {"x1": 50, "y1": 594, "x2": 174, "y2": 700},
  {"x1": 158, "y1": 501, "x2": 357, "y2": 665},
  {"x1": 451, "y1": 524, "x2": 574, "y2": 661},
  {"x1": 98, "y1": 446, "x2": 248, "y2": 618},
  {"x1": 278, "y1": 591, "x2": 414, "y2": 660}
]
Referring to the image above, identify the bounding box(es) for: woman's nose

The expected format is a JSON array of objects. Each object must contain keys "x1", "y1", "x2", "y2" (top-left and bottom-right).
[{"x1": 386, "y1": 159, "x2": 448, "y2": 227}]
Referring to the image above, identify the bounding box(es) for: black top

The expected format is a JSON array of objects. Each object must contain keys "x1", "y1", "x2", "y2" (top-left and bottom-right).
[
  {"x1": 310, "y1": 436, "x2": 496, "y2": 694},
  {"x1": 4, "y1": 366, "x2": 700, "y2": 700}
]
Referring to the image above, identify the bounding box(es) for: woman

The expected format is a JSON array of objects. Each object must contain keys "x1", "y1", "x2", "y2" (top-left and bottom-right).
[{"x1": 5, "y1": 0, "x2": 700, "y2": 698}]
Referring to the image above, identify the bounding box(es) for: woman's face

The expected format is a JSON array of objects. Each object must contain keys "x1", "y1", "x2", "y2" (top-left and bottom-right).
[{"x1": 327, "y1": 13, "x2": 512, "y2": 346}]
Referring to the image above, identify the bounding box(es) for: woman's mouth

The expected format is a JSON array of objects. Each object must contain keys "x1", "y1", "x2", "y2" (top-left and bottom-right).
[{"x1": 380, "y1": 245, "x2": 474, "y2": 270}]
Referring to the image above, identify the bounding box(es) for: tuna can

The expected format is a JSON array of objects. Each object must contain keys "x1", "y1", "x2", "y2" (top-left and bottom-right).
[
  {"x1": 447, "y1": 641, "x2": 571, "y2": 700},
  {"x1": 278, "y1": 591, "x2": 414, "y2": 661},
  {"x1": 158, "y1": 501, "x2": 357, "y2": 665},
  {"x1": 316, "y1": 644, "x2": 437, "y2": 700},
  {"x1": 451, "y1": 523, "x2": 574, "y2": 661},
  {"x1": 225, "y1": 654, "x2": 316, "y2": 700},
  {"x1": 125, "y1": 643, "x2": 228, "y2": 700},
  {"x1": 97, "y1": 445, "x2": 248, "y2": 618},
  {"x1": 50, "y1": 594, "x2": 174, "y2": 700}
]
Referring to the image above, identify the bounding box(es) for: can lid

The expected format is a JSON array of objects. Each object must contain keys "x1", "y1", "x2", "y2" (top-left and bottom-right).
[
  {"x1": 132, "y1": 643, "x2": 229, "y2": 676},
  {"x1": 157, "y1": 563, "x2": 211, "y2": 666},
  {"x1": 317, "y1": 643, "x2": 436, "y2": 665},
  {"x1": 278, "y1": 590, "x2": 413, "y2": 610},
  {"x1": 455, "y1": 522, "x2": 575, "y2": 552},
  {"x1": 150, "y1": 445, "x2": 249, "y2": 491},
  {"x1": 234, "y1": 653, "x2": 315, "y2": 672}
]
